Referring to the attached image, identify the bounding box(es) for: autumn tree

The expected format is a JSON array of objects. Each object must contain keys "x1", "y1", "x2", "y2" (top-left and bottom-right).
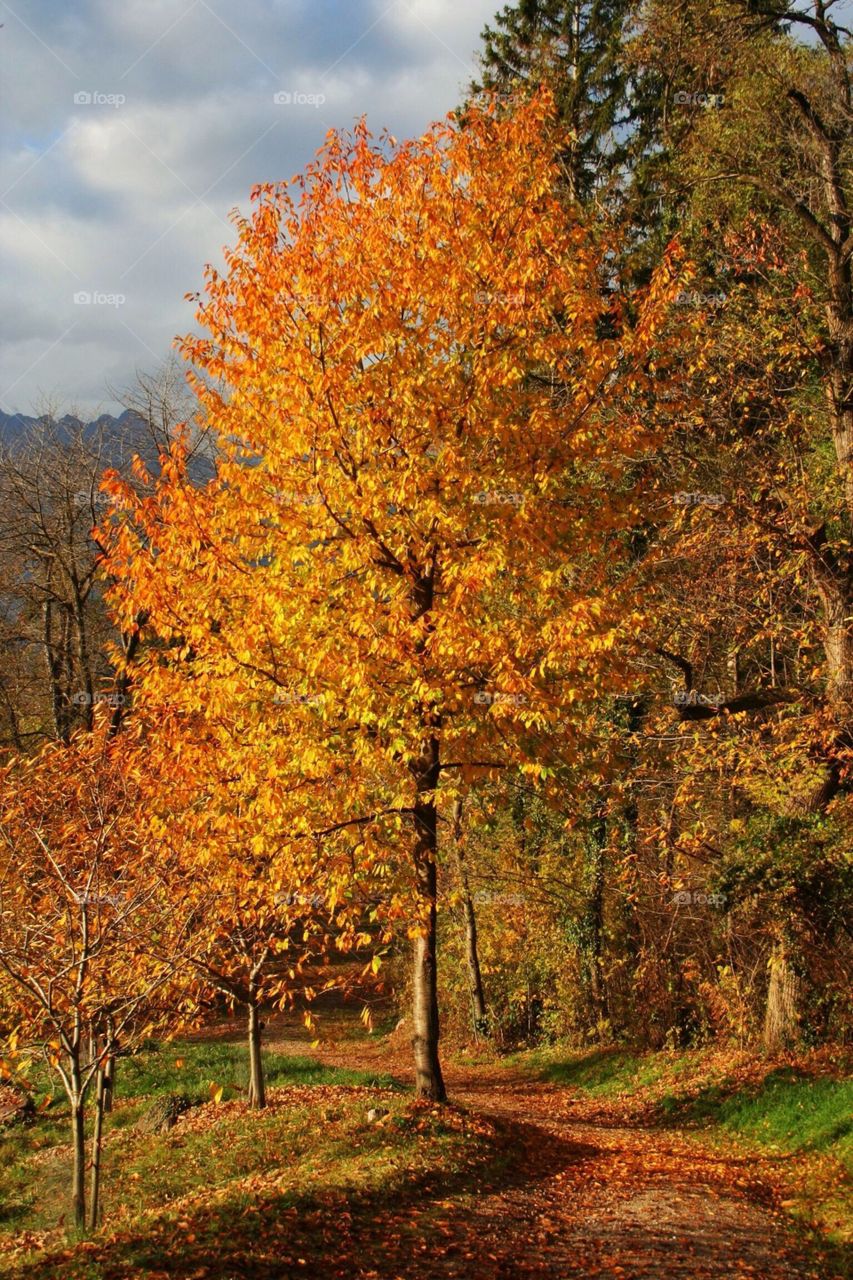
[
  {"x1": 614, "y1": 0, "x2": 853, "y2": 1041},
  {"x1": 0, "y1": 727, "x2": 192, "y2": 1228},
  {"x1": 102, "y1": 93, "x2": 688, "y2": 1100},
  {"x1": 132, "y1": 716, "x2": 362, "y2": 1110}
]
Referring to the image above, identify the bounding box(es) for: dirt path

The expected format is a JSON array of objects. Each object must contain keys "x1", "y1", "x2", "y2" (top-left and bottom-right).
[{"x1": 304, "y1": 1032, "x2": 832, "y2": 1280}]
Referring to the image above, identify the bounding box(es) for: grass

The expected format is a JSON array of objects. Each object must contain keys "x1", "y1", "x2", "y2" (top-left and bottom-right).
[
  {"x1": 1, "y1": 1079, "x2": 501, "y2": 1279},
  {"x1": 0, "y1": 1035, "x2": 404, "y2": 1247},
  {"x1": 510, "y1": 1043, "x2": 851, "y2": 1163},
  {"x1": 658, "y1": 1066, "x2": 853, "y2": 1162},
  {"x1": 115, "y1": 1035, "x2": 401, "y2": 1105},
  {"x1": 512, "y1": 1045, "x2": 657, "y2": 1095}
]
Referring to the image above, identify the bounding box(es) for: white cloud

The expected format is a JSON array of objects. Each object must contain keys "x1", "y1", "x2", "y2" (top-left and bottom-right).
[{"x1": 0, "y1": 0, "x2": 499, "y2": 413}]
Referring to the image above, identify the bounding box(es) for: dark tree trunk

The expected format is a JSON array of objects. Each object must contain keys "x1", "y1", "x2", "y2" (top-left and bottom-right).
[
  {"x1": 411, "y1": 785, "x2": 446, "y2": 1101},
  {"x1": 450, "y1": 799, "x2": 488, "y2": 1034},
  {"x1": 73, "y1": 599, "x2": 94, "y2": 732},
  {"x1": 583, "y1": 805, "x2": 607, "y2": 1025},
  {"x1": 408, "y1": 562, "x2": 446, "y2": 1102},
  {"x1": 102, "y1": 1055, "x2": 114, "y2": 1114},
  {"x1": 71, "y1": 1096, "x2": 86, "y2": 1230}
]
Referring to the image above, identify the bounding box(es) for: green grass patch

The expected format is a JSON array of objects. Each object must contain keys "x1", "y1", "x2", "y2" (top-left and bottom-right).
[
  {"x1": 1, "y1": 1078, "x2": 502, "y2": 1279},
  {"x1": 664, "y1": 1067, "x2": 853, "y2": 1169},
  {"x1": 510, "y1": 1043, "x2": 850, "y2": 1165},
  {"x1": 504, "y1": 1043, "x2": 667, "y2": 1096},
  {"x1": 0, "y1": 1037, "x2": 401, "y2": 1243},
  {"x1": 116, "y1": 1036, "x2": 400, "y2": 1103}
]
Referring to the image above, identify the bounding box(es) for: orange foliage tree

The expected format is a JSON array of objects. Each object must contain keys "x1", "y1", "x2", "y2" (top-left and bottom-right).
[
  {"x1": 102, "y1": 93, "x2": 689, "y2": 1100},
  {"x1": 135, "y1": 717, "x2": 368, "y2": 1110},
  {"x1": 0, "y1": 728, "x2": 192, "y2": 1228}
]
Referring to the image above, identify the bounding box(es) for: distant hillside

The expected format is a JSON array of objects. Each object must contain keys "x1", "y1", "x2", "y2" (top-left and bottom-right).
[
  {"x1": 0, "y1": 408, "x2": 141, "y2": 442},
  {"x1": 0, "y1": 408, "x2": 215, "y2": 482}
]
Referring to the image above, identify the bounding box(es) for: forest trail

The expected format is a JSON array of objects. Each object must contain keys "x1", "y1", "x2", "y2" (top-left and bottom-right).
[{"x1": 304, "y1": 1033, "x2": 830, "y2": 1280}]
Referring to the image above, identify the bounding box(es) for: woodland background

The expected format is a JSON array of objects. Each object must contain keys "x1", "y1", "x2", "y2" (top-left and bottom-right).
[{"x1": 0, "y1": 4, "x2": 851, "y2": 1235}]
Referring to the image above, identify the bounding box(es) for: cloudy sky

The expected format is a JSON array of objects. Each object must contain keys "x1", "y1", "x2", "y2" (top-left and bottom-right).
[{"x1": 0, "y1": 0, "x2": 501, "y2": 415}]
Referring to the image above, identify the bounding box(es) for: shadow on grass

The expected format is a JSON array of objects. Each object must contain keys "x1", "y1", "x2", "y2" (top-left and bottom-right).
[
  {"x1": 536, "y1": 1049, "x2": 640, "y2": 1093},
  {"x1": 656, "y1": 1067, "x2": 853, "y2": 1158},
  {"x1": 15, "y1": 1114, "x2": 599, "y2": 1280}
]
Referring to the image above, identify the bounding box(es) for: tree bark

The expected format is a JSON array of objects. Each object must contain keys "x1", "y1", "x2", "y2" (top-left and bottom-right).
[
  {"x1": 583, "y1": 805, "x2": 607, "y2": 1026},
  {"x1": 247, "y1": 1000, "x2": 266, "y2": 1109},
  {"x1": 805, "y1": 570, "x2": 853, "y2": 810},
  {"x1": 73, "y1": 598, "x2": 94, "y2": 733},
  {"x1": 763, "y1": 940, "x2": 800, "y2": 1051},
  {"x1": 408, "y1": 560, "x2": 446, "y2": 1102},
  {"x1": 71, "y1": 1095, "x2": 86, "y2": 1230},
  {"x1": 450, "y1": 798, "x2": 488, "y2": 1035},
  {"x1": 88, "y1": 1064, "x2": 106, "y2": 1230},
  {"x1": 411, "y1": 788, "x2": 446, "y2": 1101},
  {"x1": 100, "y1": 1016, "x2": 116, "y2": 1114}
]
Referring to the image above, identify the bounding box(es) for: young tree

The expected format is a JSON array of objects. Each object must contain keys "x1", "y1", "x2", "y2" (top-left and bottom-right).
[
  {"x1": 102, "y1": 94, "x2": 688, "y2": 1100},
  {"x1": 135, "y1": 720, "x2": 356, "y2": 1110},
  {"x1": 0, "y1": 728, "x2": 190, "y2": 1229}
]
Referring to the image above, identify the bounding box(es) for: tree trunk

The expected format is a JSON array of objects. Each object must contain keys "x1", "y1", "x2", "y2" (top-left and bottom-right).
[
  {"x1": 806, "y1": 573, "x2": 853, "y2": 810},
  {"x1": 73, "y1": 600, "x2": 94, "y2": 732},
  {"x1": 43, "y1": 600, "x2": 67, "y2": 741},
  {"x1": 102, "y1": 1054, "x2": 114, "y2": 1114},
  {"x1": 408, "y1": 563, "x2": 446, "y2": 1102},
  {"x1": 71, "y1": 1097, "x2": 86, "y2": 1230},
  {"x1": 583, "y1": 806, "x2": 607, "y2": 1026},
  {"x1": 450, "y1": 799, "x2": 488, "y2": 1035},
  {"x1": 763, "y1": 940, "x2": 800, "y2": 1051},
  {"x1": 88, "y1": 1065, "x2": 106, "y2": 1230},
  {"x1": 412, "y1": 792, "x2": 447, "y2": 1101},
  {"x1": 247, "y1": 1001, "x2": 266, "y2": 1109}
]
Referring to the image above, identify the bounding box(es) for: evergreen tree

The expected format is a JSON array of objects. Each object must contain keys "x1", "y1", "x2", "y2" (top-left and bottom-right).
[{"x1": 471, "y1": 0, "x2": 650, "y2": 206}]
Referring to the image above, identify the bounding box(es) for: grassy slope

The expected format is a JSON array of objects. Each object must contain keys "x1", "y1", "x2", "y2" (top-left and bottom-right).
[
  {"x1": 0, "y1": 1040, "x2": 502, "y2": 1278},
  {"x1": 3, "y1": 1033, "x2": 850, "y2": 1276},
  {"x1": 507, "y1": 1043, "x2": 852, "y2": 1247}
]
